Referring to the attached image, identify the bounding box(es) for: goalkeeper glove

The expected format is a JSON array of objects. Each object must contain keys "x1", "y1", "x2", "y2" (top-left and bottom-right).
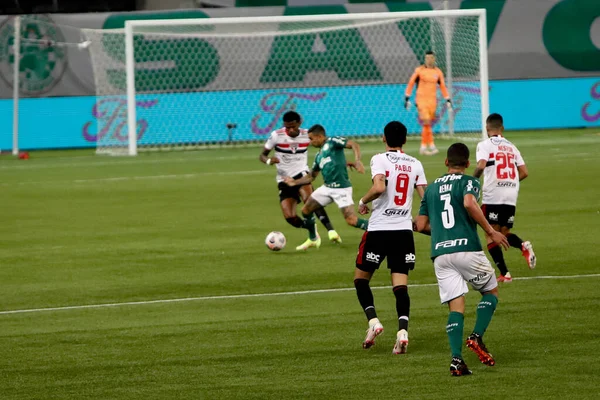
[
  {"x1": 404, "y1": 96, "x2": 411, "y2": 110},
  {"x1": 446, "y1": 99, "x2": 453, "y2": 111}
]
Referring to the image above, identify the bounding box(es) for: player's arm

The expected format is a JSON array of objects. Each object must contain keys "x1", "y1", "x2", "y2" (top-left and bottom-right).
[
  {"x1": 345, "y1": 140, "x2": 364, "y2": 173},
  {"x1": 464, "y1": 194, "x2": 509, "y2": 249},
  {"x1": 404, "y1": 69, "x2": 419, "y2": 108},
  {"x1": 438, "y1": 72, "x2": 452, "y2": 109},
  {"x1": 473, "y1": 159, "x2": 486, "y2": 178},
  {"x1": 517, "y1": 164, "x2": 528, "y2": 181},
  {"x1": 415, "y1": 191, "x2": 431, "y2": 235},
  {"x1": 259, "y1": 148, "x2": 279, "y2": 165},
  {"x1": 285, "y1": 169, "x2": 319, "y2": 187},
  {"x1": 415, "y1": 215, "x2": 431, "y2": 235},
  {"x1": 358, "y1": 174, "x2": 386, "y2": 214}
]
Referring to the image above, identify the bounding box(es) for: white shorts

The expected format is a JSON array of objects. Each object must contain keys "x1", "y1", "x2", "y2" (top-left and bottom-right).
[
  {"x1": 433, "y1": 251, "x2": 498, "y2": 304},
  {"x1": 311, "y1": 186, "x2": 354, "y2": 209}
]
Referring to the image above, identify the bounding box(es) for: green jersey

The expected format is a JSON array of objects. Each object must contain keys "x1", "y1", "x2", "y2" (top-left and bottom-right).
[
  {"x1": 312, "y1": 137, "x2": 352, "y2": 188},
  {"x1": 418, "y1": 173, "x2": 483, "y2": 258}
]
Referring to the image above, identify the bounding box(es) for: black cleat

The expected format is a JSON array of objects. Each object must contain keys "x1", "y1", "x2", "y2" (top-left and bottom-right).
[
  {"x1": 466, "y1": 333, "x2": 496, "y2": 366},
  {"x1": 450, "y1": 357, "x2": 472, "y2": 376}
]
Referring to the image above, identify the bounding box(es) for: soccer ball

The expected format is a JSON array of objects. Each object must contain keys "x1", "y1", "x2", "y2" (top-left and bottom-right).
[{"x1": 265, "y1": 231, "x2": 286, "y2": 251}]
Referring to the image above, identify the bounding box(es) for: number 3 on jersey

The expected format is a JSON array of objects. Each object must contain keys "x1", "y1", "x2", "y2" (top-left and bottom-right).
[
  {"x1": 440, "y1": 193, "x2": 455, "y2": 228},
  {"x1": 496, "y1": 152, "x2": 516, "y2": 180}
]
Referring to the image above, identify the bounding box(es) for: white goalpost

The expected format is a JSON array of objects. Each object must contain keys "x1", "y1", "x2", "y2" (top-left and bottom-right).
[{"x1": 83, "y1": 9, "x2": 488, "y2": 156}]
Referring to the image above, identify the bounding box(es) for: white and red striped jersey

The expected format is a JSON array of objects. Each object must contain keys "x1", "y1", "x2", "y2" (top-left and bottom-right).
[
  {"x1": 476, "y1": 135, "x2": 525, "y2": 206},
  {"x1": 264, "y1": 128, "x2": 310, "y2": 182},
  {"x1": 368, "y1": 151, "x2": 427, "y2": 231}
]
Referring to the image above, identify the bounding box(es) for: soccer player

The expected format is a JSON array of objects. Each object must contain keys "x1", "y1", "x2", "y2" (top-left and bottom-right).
[
  {"x1": 415, "y1": 143, "x2": 509, "y2": 376},
  {"x1": 284, "y1": 124, "x2": 368, "y2": 251},
  {"x1": 404, "y1": 50, "x2": 453, "y2": 156},
  {"x1": 473, "y1": 113, "x2": 536, "y2": 282},
  {"x1": 260, "y1": 111, "x2": 341, "y2": 245},
  {"x1": 353, "y1": 121, "x2": 427, "y2": 354}
]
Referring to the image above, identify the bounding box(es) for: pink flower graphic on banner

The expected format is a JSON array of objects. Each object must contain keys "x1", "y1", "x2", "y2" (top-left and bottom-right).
[
  {"x1": 581, "y1": 82, "x2": 600, "y2": 122},
  {"x1": 82, "y1": 98, "x2": 158, "y2": 142},
  {"x1": 251, "y1": 91, "x2": 327, "y2": 135}
]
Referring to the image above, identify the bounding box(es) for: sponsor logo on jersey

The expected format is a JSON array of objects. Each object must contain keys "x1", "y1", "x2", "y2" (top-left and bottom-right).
[
  {"x1": 434, "y1": 238, "x2": 468, "y2": 249},
  {"x1": 319, "y1": 156, "x2": 332, "y2": 169},
  {"x1": 405, "y1": 253, "x2": 416, "y2": 262},
  {"x1": 366, "y1": 252, "x2": 381, "y2": 263},
  {"x1": 382, "y1": 208, "x2": 410, "y2": 217},
  {"x1": 488, "y1": 212, "x2": 499, "y2": 221},
  {"x1": 386, "y1": 153, "x2": 401, "y2": 163},
  {"x1": 496, "y1": 181, "x2": 517, "y2": 187},
  {"x1": 434, "y1": 174, "x2": 463, "y2": 183}
]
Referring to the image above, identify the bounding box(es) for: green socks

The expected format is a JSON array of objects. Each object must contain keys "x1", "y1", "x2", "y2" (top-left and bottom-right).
[
  {"x1": 302, "y1": 212, "x2": 317, "y2": 240},
  {"x1": 473, "y1": 294, "x2": 498, "y2": 337},
  {"x1": 354, "y1": 218, "x2": 369, "y2": 230},
  {"x1": 446, "y1": 311, "x2": 465, "y2": 358}
]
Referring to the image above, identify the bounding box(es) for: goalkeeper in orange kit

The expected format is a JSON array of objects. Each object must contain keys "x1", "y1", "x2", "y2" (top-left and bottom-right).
[{"x1": 404, "y1": 51, "x2": 452, "y2": 155}]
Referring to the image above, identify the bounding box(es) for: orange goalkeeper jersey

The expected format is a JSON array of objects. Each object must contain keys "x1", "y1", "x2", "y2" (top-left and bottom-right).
[{"x1": 405, "y1": 66, "x2": 450, "y2": 105}]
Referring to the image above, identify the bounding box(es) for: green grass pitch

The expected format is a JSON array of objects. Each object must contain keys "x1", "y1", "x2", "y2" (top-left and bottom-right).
[{"x1": 0, "y1": 129, "x2": 599, "y2": 399}]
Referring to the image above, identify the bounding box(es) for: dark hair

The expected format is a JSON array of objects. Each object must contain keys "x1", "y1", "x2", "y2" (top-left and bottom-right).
[
  {"x1": 308, "y1": 124, "x2": 326, "y2": 136},
  {"x1": 384, "y1": 121, "x2": 407, "y2": 148},
  {"x1": 447, "y1": 143, "x2": 470, "y2": 168},
  {"x1": 283, "y1": 111, "x2": 301, "y2": 123},
  {"x1": 425, "y1": 50, "x2": 435, "y2": 56},
  {"x1": 486, "y1": 113, "x2": 503, "y2": 130}
]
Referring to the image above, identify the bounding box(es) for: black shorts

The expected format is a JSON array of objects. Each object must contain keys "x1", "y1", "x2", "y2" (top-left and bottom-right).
[
  {"x1": 356, "y1": 230, "x2": 416, "y2": 274},
  {"x1": 482, "y1": 204, "x2": 516, "y2": 228},
  {"x1": 278, "y1": 171, "x2": 309, "y2": 203}
]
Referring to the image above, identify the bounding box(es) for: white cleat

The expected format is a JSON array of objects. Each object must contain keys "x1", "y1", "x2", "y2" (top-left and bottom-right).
[
  {"x1": 363, "y1": 320, "x2": 384, "y2": 349},
  {"x1": 328, "y1": 230, "x2": 342, "y2": 244},
  {"x1": 419, "y1": 148, "x2": 432, "y2": 156},
  {"x1": 392, "y1": 329, "x2": 409, "y2": 354},
  {"x1": 428, "y1": 147, "x2": 440, "y2": 155},
  {"x1": 522, "y1": 241, "x2": 536, "y2": 269},
  {"x1": 295, "y1": 233, "x2": 321, "y2": 251}
]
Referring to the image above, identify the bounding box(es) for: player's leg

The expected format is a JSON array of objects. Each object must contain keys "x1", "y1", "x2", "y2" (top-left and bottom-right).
[
  {"x1": 462, "y1": 251, "x2": 498, "y2": 366},
  {"x1": 482, "y1": 205, "x2": 511, "y2": 281},
  {"x1": 355, "y1": 231, "x2": 385, "y2": 349},
  {"x1": 434, "y1": 253, "x2": 472, "y2": 376},
  {"x1": 295, "y1": 196, "x2": 324, "y2": 250},
  {"x1": 388, "y1": 230, "x2": 415, "y2": 354},
  {"x1": 418, "y1": 102, "x2": 433, "y2": 156},
  {"x1": 501, "y1": 206, "x2": 536, "y2": 269},
  {"x1": 334, "y1": 187, "x2": 368, "y2": 230},
  {"x1": 341, "y1": 206, "x2": 368, "y2": 230},
  {"x1": 299, "y1": 184, "x2": 339, "y2": 241},
  {"x1": 426, "y1": 103, "x2": 439, "y2": 154}
]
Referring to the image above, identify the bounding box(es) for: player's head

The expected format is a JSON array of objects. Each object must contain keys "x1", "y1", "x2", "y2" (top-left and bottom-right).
[
  {"x1": 283, "y1": 111, "x2": 302, "y2": 137},
  {"x1": 445, "y1": 143, "x2": 471, "y2": 169},
  {"x1": 486, "y1": 113, "x2": 504, "y2": 137},
  {"x1": 308, "y1": 124, "x2": 327, "y2": 148},
  {"x1": 425, "y1": 50, "x2": 436, "y2": 67},
  {"x1": 383, "y1": 121, "x2": 408, "y2": 148}
]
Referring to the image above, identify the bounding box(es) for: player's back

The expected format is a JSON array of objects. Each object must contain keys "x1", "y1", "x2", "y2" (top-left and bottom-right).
[
  {"x1": 314, "y1": 136, "x2": 351, "y2": 188},
  {"x1": 369, "y1": 151, "x2": 427, "y2": 231},
  {"x1": 475, "y1": 135, "x2": 525, "y2": 206},
  {"x1": 422, "y1": 173, "x2": 483, "y2": 258}
]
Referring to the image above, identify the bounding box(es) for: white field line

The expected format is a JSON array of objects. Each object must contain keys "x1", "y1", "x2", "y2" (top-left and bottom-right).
[
  {"x1": 1, "y1": 273, "x2": 598, "y2": 316},
  {"x1": 0, "y1": 169, "x2": 271, "y2": 186}
]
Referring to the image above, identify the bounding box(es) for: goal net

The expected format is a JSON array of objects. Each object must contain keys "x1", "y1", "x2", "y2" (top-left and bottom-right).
[{"x1": 83, "y1": 10, "x2": 488, "y2": 155}]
